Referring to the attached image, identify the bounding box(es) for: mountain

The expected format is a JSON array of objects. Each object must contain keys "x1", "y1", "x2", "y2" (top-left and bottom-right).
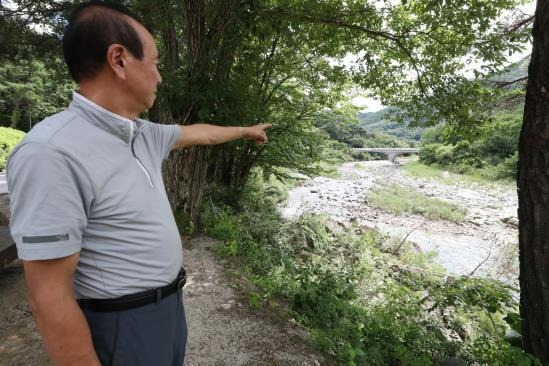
[
  {"x1": 358, "y1": 107, "x2": 425, "y2": 141},
  {"x1": 357, "y1": 56, "x2": 530, "y2": 141}
]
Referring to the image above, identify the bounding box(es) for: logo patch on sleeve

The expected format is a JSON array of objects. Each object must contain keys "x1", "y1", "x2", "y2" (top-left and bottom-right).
[{"x1": 22, "y1": 233, "x2": 70, "y2": 243}]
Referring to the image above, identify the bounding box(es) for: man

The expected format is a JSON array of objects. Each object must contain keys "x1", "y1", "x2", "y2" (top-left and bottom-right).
[{"x1": 7, "y1": 1, "x2": 270, "y2": 365}]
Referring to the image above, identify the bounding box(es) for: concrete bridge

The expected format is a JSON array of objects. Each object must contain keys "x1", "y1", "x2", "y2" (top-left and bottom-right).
[{"x1": 353, "y1": 147, "x2": 419, "y2": 162}]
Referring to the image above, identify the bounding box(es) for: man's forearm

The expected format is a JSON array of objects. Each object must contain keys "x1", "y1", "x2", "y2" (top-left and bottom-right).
[
  {"x1": 31, "y1": 295, "x2": 100, "y2": 365},
  {"x1": 175, "y1": 123, "x2": 269, "y2": 148},
  {"x1": 196, "y1": 124, "x2": 248, "y2": 145}
]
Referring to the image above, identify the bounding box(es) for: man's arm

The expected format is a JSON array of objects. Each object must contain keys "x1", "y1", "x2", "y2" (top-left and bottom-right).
[
  {"x1": 172, "y1": 123, "x2": 271, "y2": 149},
  {"x1": 24, "y1": 253, "x2": 101, "y2": 366}
]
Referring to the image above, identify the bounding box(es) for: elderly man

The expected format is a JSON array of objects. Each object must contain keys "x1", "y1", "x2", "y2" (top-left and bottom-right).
[{"x1": 7, "y1": 1, "x2": 270, "y2": 365}]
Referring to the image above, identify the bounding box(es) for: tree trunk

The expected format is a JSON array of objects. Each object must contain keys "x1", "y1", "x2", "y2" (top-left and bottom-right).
[
  {"x1": 161, "y1": 0, "x2": 238, "y2": 222},
  {"x1": 518, "y1": 0, "x2": 549, "y2": 362},
  {"x1": 163, "y1": 147, "x2": 209, "y2": 220}
]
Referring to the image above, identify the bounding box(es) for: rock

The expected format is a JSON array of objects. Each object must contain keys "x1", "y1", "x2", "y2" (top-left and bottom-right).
[
  {"x1": 336, "y1": 221, "x2": 350, "y2": 229},
  {"x1": 440, "y1": 171, "x2": 451, "y2": 179},
  {"x1": 501, "y1": 216, "x2": 519, "y2": 228},
  {"x1": 310, "y1": 189, "x2": 319, "y2": 193}
]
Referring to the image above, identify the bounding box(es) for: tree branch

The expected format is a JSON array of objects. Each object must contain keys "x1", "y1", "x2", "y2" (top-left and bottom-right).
[
  {"x1": 262, "y1": 8, "x2": 400, "y2": 43},
  {"x1": 490, "y1": 76, "x2": 529, "y2": 88}
]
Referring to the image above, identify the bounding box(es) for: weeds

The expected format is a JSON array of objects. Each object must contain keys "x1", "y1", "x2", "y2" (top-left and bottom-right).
[{"x1": 367, "y1": 183, "x2": 467, "y2": 222}]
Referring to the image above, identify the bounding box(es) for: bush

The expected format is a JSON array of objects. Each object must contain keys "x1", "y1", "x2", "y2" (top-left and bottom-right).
[
  {"x1": 494, "y1": 151, "x2": 518, "y2": 180},
  {"x1": 0, "y1": 127, "x2": 25, "y2": 170},
  {"x1": 418, "y1": 107, "x2": 522, "y2": 182},
  {"x1": 199, "y1": 175, "x2": 539, "y2": 365}
]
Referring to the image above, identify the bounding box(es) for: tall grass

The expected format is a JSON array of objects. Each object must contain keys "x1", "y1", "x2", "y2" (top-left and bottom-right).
[
  {"x1": 403, "y1": 160, "x2": 514, "y2": 187},
  {"x1": 367, "y1": 183, "x2": 467, "y2": 222}
]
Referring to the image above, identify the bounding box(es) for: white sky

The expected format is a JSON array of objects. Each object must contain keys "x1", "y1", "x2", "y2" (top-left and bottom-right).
[{"x1": 352, "y1": 0, "x2": 536, "y2": 112}]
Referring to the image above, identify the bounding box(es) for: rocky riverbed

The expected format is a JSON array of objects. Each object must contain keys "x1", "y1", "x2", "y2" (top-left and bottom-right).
[{"x1": 280, "y1": 160, "x2": 519, "y2": 286}]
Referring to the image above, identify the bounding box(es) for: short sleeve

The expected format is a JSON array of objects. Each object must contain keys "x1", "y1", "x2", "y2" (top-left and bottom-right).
[
  {"x1": 7, "y1": 144, "x2": 92, "y2": 260},
  {"x1": 140, "y1": 121, "x2": 180, "y2": 161}
]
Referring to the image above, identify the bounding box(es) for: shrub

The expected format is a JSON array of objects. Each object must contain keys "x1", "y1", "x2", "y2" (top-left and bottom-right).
[
  {"x1": 419, "y1": 143, "x2": 441, "y2": 165},
  {"x1": 0, "y1": 127, "x2": 25, "y2": 170},
  {"x1": 494, "y1": 151, "x2": 518, "y2": 180}
]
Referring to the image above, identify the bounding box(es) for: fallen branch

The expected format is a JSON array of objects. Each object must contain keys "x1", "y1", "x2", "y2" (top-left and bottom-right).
[
  {"x1": 393, "y1": 221, "x2": 424, "y2": 254},
  {"x1": 465, "y1": 238, "x2": 495, "y2": 279}
]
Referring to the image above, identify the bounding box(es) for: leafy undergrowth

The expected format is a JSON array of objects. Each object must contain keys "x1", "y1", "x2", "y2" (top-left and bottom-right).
[
  {"x1": 199, "y1": 173, "x2": 539, "y2": 366},
  {"x1": 403, "y1": 159, "x2": 514, "y2": 188},
  {"x1": 0, "y1": 127, "x2": 25, "y2": 170},
  {"x1": 367, "y1": 183, "x2": 468, "y2": 222}
]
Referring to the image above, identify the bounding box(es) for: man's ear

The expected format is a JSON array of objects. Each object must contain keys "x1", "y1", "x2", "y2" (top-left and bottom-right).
[{"x1": 106, "y1": 44, "x2": 127, "y2": 80}]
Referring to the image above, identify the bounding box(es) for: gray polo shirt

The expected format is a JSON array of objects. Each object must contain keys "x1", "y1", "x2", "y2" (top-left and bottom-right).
[{"x1": 7, "y1": 92, "x2": 183, "y2": 299}]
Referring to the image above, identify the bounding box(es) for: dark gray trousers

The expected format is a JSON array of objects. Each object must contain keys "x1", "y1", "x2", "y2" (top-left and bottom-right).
[{"x1": 83, "y1": 290, "x2": 187, "y2": 366}]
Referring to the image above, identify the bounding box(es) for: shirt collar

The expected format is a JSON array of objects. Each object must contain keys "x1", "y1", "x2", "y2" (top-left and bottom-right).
[{"x1": 68, "y1": 91, "x2": 135, "y2": 144}]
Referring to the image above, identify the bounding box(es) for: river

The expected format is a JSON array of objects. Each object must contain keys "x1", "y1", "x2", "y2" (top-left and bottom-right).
[{"x1": 280, "y1": 160, "x2": 519, "y2": 285}]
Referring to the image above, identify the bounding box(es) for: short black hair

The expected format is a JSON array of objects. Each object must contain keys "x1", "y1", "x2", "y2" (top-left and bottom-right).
[{"x1": 63, "y1": 1, "x2": 145, "y2": 82}]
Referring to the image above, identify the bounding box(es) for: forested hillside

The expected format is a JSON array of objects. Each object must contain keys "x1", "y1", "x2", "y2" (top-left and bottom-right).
[
  {"x1": 418, "y1": 57, "x2": 528, "y2": 180},
  {"x1": 358, "y1": 107, "x2": 425, "y2": 142}
]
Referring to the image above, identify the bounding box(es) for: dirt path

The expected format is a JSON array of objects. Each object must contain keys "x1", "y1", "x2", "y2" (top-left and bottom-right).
[{"x1": 0, "y1": 236, "x2": 327, "y2": 366}]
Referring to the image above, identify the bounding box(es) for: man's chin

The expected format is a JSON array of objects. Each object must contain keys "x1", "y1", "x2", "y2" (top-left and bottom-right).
[{"x1": 146, "y1": 96, "x2": 156, "y2": 109}]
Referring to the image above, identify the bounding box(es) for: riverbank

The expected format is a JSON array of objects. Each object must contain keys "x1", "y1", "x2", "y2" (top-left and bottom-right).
[{"x1": 280, "y1": 159, "x2": 518, "y2": 285}]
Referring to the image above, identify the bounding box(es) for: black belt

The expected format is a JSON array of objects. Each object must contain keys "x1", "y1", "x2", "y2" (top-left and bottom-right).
[{"x1": 78, "y1": 268, "x2": 186, "y2": 313}]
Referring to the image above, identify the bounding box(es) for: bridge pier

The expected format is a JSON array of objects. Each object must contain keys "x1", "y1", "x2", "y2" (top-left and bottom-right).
[{"x1": 386, "y1": 152, "x2": 398, "y2": 162}]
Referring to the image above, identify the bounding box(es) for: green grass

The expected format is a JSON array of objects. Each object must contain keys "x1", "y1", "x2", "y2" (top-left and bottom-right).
[
  {"x1": 367, "y1": 183, "x2": 468, "y2": 222},
  {"x1": 0, "y1": 126, "x2": 25, "y2": 170},
  {"x1": 403, "y1": 159, "x2": 513, "y2": 187},
  {"x1": 315, "y1": 160, "x2": 341, "y2": 178}
]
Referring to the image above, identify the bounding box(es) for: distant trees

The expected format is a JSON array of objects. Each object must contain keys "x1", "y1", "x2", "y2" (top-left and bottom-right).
[{"x1": 0, "y1": 59, "x2": 73, "y2": 131}]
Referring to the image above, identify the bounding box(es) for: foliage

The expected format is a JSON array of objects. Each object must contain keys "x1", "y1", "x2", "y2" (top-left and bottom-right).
[
  {"x1": 415, "y1": 53, "x2": 526, "y2": 181},
  {"x1": 0, "y1": 127, "x2": 25, "y2": 170},
  {"x1": 315, "y1": 107, "x2": 414, "y2": 165},
  {"x1": 402, "y1": 159, "x2": 512, "y2": 187},
  {"x1": 419, "y1": 103, "x2": 523, "y2": 180},
  {"x1": 200, "y1": 174, "x2": 540, "y2": 365},
  {"x1": 0, "y1": 59, "x2": 74, "y2": 131},
  {"x1": 1, "y1": 0, "x2": 533, "y2": 207},
  {"x1": 367, "y1": 183, "x2": 468, "y2": 222}
]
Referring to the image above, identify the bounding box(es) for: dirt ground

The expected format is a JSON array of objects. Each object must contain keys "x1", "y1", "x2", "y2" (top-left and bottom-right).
[{"x1": 0, "y1": 236, "x2": 329, "y2": 366}]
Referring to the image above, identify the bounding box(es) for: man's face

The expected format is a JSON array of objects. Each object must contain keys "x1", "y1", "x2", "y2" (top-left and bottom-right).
[{"x1": 124, "y1": 20, "x2": 162, "y2": 112}]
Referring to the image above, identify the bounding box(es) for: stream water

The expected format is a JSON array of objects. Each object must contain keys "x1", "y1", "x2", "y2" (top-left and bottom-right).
[{"x1": 280, "y1": 160, "x2": 519, "y2": 285}]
